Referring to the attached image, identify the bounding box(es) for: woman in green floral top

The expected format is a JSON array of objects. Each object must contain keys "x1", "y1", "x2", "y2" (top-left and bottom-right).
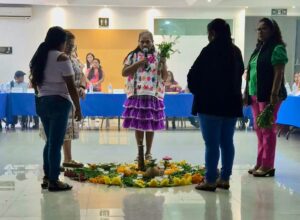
[{"x1": 244, "y1": 18, "x2": 288, "y2": 177}]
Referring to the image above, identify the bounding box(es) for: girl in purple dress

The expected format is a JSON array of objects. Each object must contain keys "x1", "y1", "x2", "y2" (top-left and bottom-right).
[{"x1": 122, "y1": 31, "x2": 168, "y2": 169}]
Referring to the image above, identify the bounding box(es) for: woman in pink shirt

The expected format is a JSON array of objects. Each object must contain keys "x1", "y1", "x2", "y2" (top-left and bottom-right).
[{"x1": 86, "y1": 58, "x2": 104, "y2": 92}]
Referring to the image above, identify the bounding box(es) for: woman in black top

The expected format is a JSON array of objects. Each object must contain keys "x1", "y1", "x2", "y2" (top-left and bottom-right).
[{"x1": 188, "y1": 18, "x2": 244, "y2": 191}]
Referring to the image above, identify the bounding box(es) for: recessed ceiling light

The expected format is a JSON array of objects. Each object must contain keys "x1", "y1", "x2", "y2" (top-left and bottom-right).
[
  {"x1": 292, "y1": 6, "x2": 296, "y2": 9},
  {"x1": 207, "y1": 0, "x2": 212, "y2": 3},
  {"x1": 245, "y1": 6, "x2": 249, "y2": 9}
]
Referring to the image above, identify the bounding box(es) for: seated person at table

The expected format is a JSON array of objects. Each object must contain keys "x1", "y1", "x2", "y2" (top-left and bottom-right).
[
  {"x1": 165, "y1": 71, "x2": 181, "y2": 129},
  {"x1": 165, "y1": 71, "x2": 182, "y2": 93},
  {"x1": 292, "y1": 72, "x2": 300, "y2": 95},
  {"x1": 86, "y1": 58, "x2": 104, "y2": 92},
  {"x1": 6, "y1": 71, "x2": 29, "y2": 130}
]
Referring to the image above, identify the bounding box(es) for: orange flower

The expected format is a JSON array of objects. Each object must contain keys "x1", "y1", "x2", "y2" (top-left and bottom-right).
[{"x1": 192, "y1": 174, "x2": 204, "y2": 184}]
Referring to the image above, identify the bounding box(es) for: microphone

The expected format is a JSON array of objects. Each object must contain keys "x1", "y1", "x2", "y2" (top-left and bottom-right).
[{"x1": 143, "y1": 48, "x2": 149, "y2": 68}]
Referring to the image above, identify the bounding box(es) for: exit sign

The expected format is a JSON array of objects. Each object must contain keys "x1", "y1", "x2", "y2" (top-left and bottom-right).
[
  {"x1": 271, "y1": 8, "x2": 287, "y2": 16},
  {"x1": 99, "y1": 17, "x2": 109, "y2": 27}
]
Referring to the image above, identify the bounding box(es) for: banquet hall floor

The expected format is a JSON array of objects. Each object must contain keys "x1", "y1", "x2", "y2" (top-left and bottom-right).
[{"x1": 0, "y1": 128, "x2": 300, "y2": 220}]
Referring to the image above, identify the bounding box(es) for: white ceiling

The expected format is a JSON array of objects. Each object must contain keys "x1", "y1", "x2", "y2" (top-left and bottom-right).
[{"x1": 0, "y1": 0, "x2": 299, "y2": 8}]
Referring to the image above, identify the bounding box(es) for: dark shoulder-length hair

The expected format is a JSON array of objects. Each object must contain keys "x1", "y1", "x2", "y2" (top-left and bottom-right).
[
  {"x1": 207, "y1": 18, "x2": 232, "y2": 45},
  {"x1": 256, "y1": 17, "x2": 286, "y2": 47},
  {"x1": 86, "y1": 52, "x2": 95, "y2": 69},
  {"x1": 29, "y1": 26, "x2": 67, "y2": 89},
  {"x1": 207, "y1": 18, "x2": 235, "y2": 63},
  {"x1": 87, "y1": 58, "x2": 103, "y2": 80}
]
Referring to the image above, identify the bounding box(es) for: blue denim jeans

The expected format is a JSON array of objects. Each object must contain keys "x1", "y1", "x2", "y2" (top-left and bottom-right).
[
  {"x1": 36, "y1": 95, "x2": 71, "y2": 181},
  {"x1": 199, "y1": 114, "x2": 237, "y2": 183}
]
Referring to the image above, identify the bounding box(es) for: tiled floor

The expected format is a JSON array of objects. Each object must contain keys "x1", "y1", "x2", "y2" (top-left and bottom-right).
[{"x1": 0, "y1": 128, "x2": 300, "y2": 220}]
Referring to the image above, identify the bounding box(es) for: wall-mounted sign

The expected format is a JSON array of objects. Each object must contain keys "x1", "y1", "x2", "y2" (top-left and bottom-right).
[
  {"x1": 99, "y1": 17, "x2": 109, "y2": 27},
  {"x1": 0, "y1": 47, "x2": 12, "y2": 54},
  {"x1": 271, "y1": 9, "x2": 287, "y2": 16}
]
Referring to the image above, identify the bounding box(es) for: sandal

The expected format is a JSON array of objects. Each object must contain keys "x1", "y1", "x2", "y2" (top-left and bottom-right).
[
  {"x1": 248, "y1": 165, "x2": 260, "y2": 174},
  {"x1": 216, "y1": 178, "x2": 230, "y2": 190},
  {"x1": 63, "y1": 160, "x2": 84, "y2": 168},
  {"x1": 41, "y1": 176, "x2": 48, "y2": 189},
  {"x1": 48, "y1": 180, "x2": 73, "y2": 192},
  {"x1": 195, "y1": 180, "x2": 217, "y2": 192},
  {"x1": 145, "y1": 153, "x2": 153, "y2": 160}
]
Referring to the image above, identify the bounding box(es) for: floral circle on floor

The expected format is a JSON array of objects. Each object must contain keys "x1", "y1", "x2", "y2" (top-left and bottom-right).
[{"x1": 64, "y1": 157, "x2": 205, "y2": 188}]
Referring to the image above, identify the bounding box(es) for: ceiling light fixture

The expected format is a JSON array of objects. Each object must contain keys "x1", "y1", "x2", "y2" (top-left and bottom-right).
[{"x1": 292, "y1": 6, "x2": 296, "y2": 9}]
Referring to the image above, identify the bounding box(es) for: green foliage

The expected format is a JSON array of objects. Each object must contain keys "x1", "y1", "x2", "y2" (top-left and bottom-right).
[
  {"x1": 156, "y1": 36, "x2": 180, "y2": 59},
  {"x1": 257, "y1": 104, "x2": 275, "y2": 128}
]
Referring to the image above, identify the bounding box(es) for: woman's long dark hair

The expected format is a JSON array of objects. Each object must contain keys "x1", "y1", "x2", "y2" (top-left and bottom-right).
[
  {"x1": 29, "y1": 26, "x2": 67, "y2": 89},
  {"x1": 86, "y1": 52, "x2": 95, "y2": 69},
  {"x1": 256, "y1": 17, "x2": 286, "y2": 48},
  {"x1": 87, "y1": 58, "x2": 103, "y2": 80}
]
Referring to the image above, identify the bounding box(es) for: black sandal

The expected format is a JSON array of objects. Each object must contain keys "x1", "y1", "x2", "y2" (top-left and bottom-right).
[
  {"x1": 41, "y1": 176, "x2": 48, "y2": 189},
  {"x1": 48, "y1": 180, "x2": 73, "y2": 192}
]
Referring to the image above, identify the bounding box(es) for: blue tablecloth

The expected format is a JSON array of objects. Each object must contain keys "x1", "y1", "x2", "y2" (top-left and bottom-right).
[
  {"x1": 80, "y1": 93, "x2": 126, "y2": 117},
  {"x1": 2, "y1": 93, "x2": 300, "y2": 127},
  {"x1": 8, "y1": 93, "x2": 36, "y2": 116},
  {"x1": 80, "y1": 93, "x2": 193, "y2": 117},
  {"x1": 3, "y1": 93, "x2": 194, "y2": 117},
  {"x1": 0, "y1": 93, "x2": 7, "y2": 119},
  {"x1": 277, "y1": 96, "x2": 300, "y2": 127}
]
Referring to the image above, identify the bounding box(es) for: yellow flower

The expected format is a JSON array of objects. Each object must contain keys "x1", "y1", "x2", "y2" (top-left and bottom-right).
[
  {"x1": 134, "y1": 179, "x2": 145, "y2": 188},
  {"x1": 180, "y1": 177, "x2": 191, "y2": 185},
  {"x1": 148, "y1": 179, "x2": 159, "y2": 187},
  {"x1": 173, "y1": 177, "x2": 181, "y2": 186},
  {"x1": 183, "y1": 173, "x2": 192, "y2": 184},
  {"x1": 103, "y1": 176, "x2": 111, "y2": 185},
  {"x1": 160, "y1": 178, "x2": 169, "y2": 187},
  {"x1": 178, "y1": 160, "x2": 187, "y2": 166},
  {"x1": 111, "y1": 176, "x2": 122, "y2": 186}
]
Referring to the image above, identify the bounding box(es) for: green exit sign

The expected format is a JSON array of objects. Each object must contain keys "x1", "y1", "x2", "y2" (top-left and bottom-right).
[{"x1": 271, "y1": 8, "x2": 287, "y2": 16}]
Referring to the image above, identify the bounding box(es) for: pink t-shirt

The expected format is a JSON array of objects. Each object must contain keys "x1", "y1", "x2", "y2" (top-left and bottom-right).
[{"x1": 38, "y1": 50, "x2": 74, "y2": 103}]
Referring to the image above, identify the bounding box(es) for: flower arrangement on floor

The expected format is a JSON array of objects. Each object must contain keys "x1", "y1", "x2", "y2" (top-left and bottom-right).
[{"x1": 64, "y1": 157, "x2": 205, "y2": 188}]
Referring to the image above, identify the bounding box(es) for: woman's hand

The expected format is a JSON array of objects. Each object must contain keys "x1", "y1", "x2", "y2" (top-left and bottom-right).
[
  {"x1": 270, "y1": 94, "x2": 279, "y2": 105},
  {"x1": 74, "y1": 109, "x2": 82, "y2": 121},
  {"x1": 136, "y1": 58, "x2": 148, "y2": 67},
  {"x1": 160, "y1": 57, "x2": 166, "y2": 64},
  {"x1": 78, "y1": 87, "x2": 86, "y2": 99}
]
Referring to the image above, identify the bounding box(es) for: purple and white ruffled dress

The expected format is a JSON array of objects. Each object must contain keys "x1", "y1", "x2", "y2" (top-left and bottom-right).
[
  {"x1": 122, "y1": 95, "x2": 165, "y2": 131},
  {"x1": 122, "y1": 51, "x2": 165, "y2": 131}
]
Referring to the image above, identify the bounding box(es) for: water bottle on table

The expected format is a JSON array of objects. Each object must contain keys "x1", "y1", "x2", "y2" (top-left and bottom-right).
[{"x1": 108, "y1": 83, "x2": 113, "y2": 94}]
